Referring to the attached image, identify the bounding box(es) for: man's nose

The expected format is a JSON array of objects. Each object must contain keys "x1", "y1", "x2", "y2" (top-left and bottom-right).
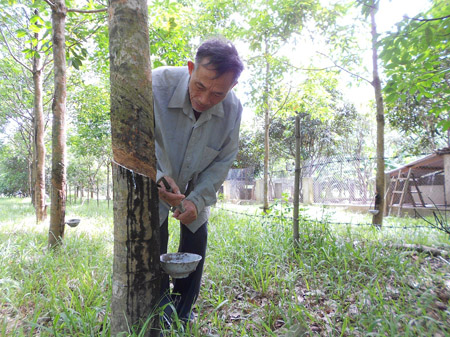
[{"x1": 198, "y1": 92, "x2": 210, "y2": 105}]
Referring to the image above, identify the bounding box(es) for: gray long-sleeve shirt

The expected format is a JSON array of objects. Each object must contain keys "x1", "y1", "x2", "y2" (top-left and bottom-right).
[{"x1": 153, "y1": 66, "x2": 242, "y2": 233}]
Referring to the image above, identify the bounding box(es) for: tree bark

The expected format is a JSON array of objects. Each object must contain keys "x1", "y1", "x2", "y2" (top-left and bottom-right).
[
  {"x1": 263, "y1": 42, "x2": 270, "y2": 213},
  {"x1": 111, "y1": 166, "x2": 160, "y2": 336},
  {"x1": 29, "y1": 130, "x2": 34, "y2": 201},
  {"x1": 97, "y1": 179, "x2": 99, "y2": 207},
  {"x1": 109, "y1": 0, "x2": 160, "y2": 335},
  {"x1": 293, "y1": 115, "x2": 301, "y2": 244},
  {"x1": 31, "y1": 131, "x2": 36, "y2": 206},
  {"x1": 48, "y1": 0, "x2": 67, "y2": 247},
  {"x1": 370, "y1": 1, "x2": 385, "y2": 226},
  {"x1": 107, "y1": 161, "x2": 111, "y2": 209},
  {"x1": 33, "y1": 50, "x2": 47, "y2": 223}
]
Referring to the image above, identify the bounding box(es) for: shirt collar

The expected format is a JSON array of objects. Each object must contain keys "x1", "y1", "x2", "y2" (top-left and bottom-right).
[{"x1": 167, "y1": 69, "x2": 225, "y2": 119}]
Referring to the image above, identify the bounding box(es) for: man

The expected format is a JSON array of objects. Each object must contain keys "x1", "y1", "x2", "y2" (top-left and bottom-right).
[{"x1": 153, "y1": 38, "x2": 244, "y2": 323}]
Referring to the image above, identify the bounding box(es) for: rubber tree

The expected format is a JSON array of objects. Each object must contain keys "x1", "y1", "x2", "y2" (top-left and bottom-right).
[
  {"x1": 46, "y1": 0, "x2": 68, "y2": 247},
  {"x1": 239, "y1": 0, "x2": 324, "y2": 212},
  {"x1": 368, "y1": 0, "x2": 385, "y2": 226},
  {"x1": 0, "y1": 3, "x2": 52, "y2": 222},
  {"x1": 44, "y1": 0, "x2": 107, "y2": 246},
  {"x1": 108, "y1": 0, "x2": 160, "y2": 335},
  {"x1": 32, "y1": 26, "x2": 48, "y2": 223}
]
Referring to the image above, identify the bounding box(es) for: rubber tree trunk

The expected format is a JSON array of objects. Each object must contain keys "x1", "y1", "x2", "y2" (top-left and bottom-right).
[
  {"x1": 29, "y1": 131, "x2": 34, "y2": 200},
  {"x1": 109, "y1": 0, "x2": 160, "y2": 335},
  {"x1": 31, "y1": 132, "x2": 36, "y2": 206},
  {"x1": 33, "y1": 35, "x2": 47, "y2": 223},
  {"x1": 370, "y1": 1, "x2": 385, "y2": 226},
  {"x1": 96, "y1": 179, "x2": 99, "y2": 207},
  {"x1": 111, "y1": 166, "x2": 160, "y2": 336},
  {"x1": 48, "y1": 0, "x2": 67, "y2": 247},
  {"x1": 293, "y1": 115, "x2": 301, "y2": 244},
  {"x1": 263, "y1": 42, "x2": 270, "y2": 213},
  {"x1": 107, "y1": 161, "x2": 111, "y2": 209}
]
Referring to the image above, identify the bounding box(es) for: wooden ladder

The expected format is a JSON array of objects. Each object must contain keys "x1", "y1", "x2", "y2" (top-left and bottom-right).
[{"x1": 388, "y1": 168, "x2": 426, "y2": 216}]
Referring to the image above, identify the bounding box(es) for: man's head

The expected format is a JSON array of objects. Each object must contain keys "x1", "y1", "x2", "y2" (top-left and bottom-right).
[{"x1": 188, "y1": 38, "x2": 243, "y2": 113}]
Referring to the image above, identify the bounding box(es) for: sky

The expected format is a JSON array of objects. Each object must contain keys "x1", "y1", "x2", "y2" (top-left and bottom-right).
[
  {"x1": 238, "y1": 0, "x2": 433, "y2": 125},
  {"x1": 346, "y1": 0, "x2": 432, "y2": 110},
  {"x1": 377, "y1": 0, "x2": 431, "y2": 32}
]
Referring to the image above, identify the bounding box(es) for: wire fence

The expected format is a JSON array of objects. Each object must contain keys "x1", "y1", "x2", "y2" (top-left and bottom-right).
[
  {"x1": 212, "y1": 204, "x2": 437, "y2": 231},
  {"x1": 224, "y1": 154, "x2": 376, "y2": 204},
  {"x1": 224, "y1": 152, "x2": 446, "y2": 208}
]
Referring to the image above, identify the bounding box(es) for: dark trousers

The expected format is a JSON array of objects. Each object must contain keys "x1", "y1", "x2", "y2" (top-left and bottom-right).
[{"x1": 160, "y1": 218, "x2": 208, "y2": 320}]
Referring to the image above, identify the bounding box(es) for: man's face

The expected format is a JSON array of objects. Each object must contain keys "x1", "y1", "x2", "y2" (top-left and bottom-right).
[{"x1": 188, "y1": 60, "x2": 237, "y2": 113}]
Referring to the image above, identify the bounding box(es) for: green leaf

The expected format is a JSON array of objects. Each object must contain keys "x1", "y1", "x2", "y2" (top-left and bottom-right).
[
  {"x1": 30, "y1": 24, "x2": 41, "y2": 34},
  {"x1": 438, "y1": 120, "x2": 450, "y2": 132},
  {"x1": 16, "y1": 29, "x2": 27, "y2": 38},
  {"x1": 72, "y1": 58, "x2": 82, "y2": 70},
  {"x1": 21, "y1": 48, "x2": 33, "y2": 54},
  {"x1": 384, "y1": 86, "x2": 395, "y2": 94},
  {"x1": 30, "y1": 14, "x2": 44, "y2": 25}
]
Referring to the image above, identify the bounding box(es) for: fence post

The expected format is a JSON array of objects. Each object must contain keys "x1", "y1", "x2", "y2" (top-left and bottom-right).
[{"x1": 293, "y1": 115, "x2": 301, "y2": 244}]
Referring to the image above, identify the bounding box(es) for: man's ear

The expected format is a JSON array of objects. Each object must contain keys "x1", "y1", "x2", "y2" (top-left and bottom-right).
[
  {"x1": 231, "y1": 81, "x2": 238, "y2": 90},
  {"x1": 187, "y1": 61, "x2": 195, "y2": 75}
]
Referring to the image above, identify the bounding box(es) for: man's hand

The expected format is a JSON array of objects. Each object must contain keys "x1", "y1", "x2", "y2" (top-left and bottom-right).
[
  {"x1": 157, "y1": 176, "x2": 185, "y2": 207},
  {"x1": 173, "y1": 200, "x2": 197, "y2": 225}
]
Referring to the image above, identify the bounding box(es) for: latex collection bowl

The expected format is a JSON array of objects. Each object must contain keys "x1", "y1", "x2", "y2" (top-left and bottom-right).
[
  {"x1": 160, "y1": 252, "x2": 202, "y2": 279},
  {"x1": 66, "y1": 218, "x2": 80, "y2": 227}
]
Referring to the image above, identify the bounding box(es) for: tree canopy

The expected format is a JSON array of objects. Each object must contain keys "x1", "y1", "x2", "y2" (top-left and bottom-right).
[
  {"x1": 0, "y1": 0, "x2": 445, "y2": 200},
  {"x1": 381, "y1": 0, "x2": 450, "y2": 132}
]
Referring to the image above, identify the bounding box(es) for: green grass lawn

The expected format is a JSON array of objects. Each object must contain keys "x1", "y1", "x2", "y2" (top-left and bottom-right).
[{"x1": 1, "y1": 197, "x2": 449, "y2": 336}]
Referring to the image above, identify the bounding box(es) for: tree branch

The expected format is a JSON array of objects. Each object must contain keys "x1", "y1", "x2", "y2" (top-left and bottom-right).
[
  {"x1": 19, "y1": 127, "x2": 33, "y2": 158},
  {"x1": 406, "y1": 15, "x2": 450, "y2": 22},
  {"x1": 66, "y1": 22, "x2": 105, "y2": 52},
  {"x1": 0, "y1": 28, "x2": 32, "y2": 73},
  {"x1": 355, "y1": 0, "x2": 376, "y2": 11},
  {"x1": 270, "y1": 85, "x2": 293, "y2": 120},
  {"x1": 317, "y1": 51, "x2": 373, "y2": 85},
  {"x1": 280, "y1": 59, "x2": 336, "y2": 72},
  {"x1": 43, "y1": 0, "x2": 55, "y2": 8},
  {"x1": 2, "y1": 17, "x2": 24, "y2": 46},
  {"x1": 41, "y1": 53, "x2": 54, "y2": 71}
]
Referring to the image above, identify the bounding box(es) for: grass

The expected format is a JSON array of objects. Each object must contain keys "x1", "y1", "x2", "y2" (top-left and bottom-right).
[{"x1": 1, "y1": 197, "x2": 450, "y2": 336}]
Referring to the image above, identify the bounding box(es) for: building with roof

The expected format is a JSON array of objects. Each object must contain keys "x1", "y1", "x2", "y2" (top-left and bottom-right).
[{"x1": 386, "y1": 147, "x2": 450, "y2": 217}]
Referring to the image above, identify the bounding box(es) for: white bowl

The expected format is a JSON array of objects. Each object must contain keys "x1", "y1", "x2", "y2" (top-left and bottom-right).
[{"x1": 160, "y1": 252, "x2": 202, "y2": 279}]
